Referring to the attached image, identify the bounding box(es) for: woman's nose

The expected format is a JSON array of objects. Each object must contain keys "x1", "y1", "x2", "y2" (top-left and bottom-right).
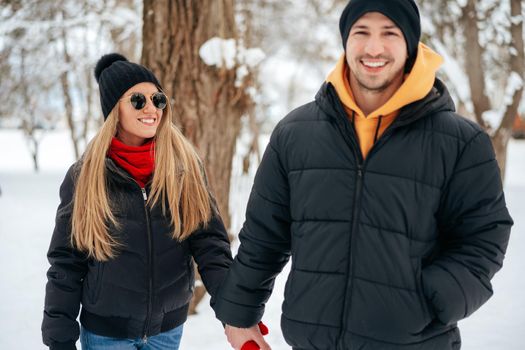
[{"x1": 143, "y1": 96, "x2": 157, "y2": 113}]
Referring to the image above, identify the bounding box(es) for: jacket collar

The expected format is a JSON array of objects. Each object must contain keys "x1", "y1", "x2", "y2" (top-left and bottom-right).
[{"x1": 316, "y1": 77, "x2": 455, "y2": 129}]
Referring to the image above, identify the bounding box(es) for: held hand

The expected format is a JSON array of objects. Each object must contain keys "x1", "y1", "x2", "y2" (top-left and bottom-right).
[
  {"x1": 241, "y1": 322, "x2": 269, "y2": 350},
  {"x1": 225, "y1": 322, "x2": 270, "y2": 350}
]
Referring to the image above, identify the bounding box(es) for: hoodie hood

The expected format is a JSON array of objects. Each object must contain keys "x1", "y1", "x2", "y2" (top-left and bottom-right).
[{"x1": 325, "y1": 42, "x2": 444, "y2": 157}]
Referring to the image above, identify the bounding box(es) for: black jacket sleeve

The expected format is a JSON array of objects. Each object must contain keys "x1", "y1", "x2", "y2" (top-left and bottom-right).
[
  {"x1": 188, "y1": 208, "x2": 233, "y2": 301},
  {"x1": 422, "y1": 131, "x2": 513, "y2": 325},
  {"x1": 42, "y1": 165, "x2": 87, "y2": 350},
  {"x1": 212, "y1": 127, "x2": 292, "y2": 327}
]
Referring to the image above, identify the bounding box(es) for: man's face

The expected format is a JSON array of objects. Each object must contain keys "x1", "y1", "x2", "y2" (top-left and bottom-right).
[{"x1": 345, "y1": 12, "x2": 408, "y2": 93}]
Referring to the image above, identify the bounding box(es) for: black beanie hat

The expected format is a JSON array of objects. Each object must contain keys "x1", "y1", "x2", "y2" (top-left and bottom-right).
[
  {"x1": 339, "y1": 0, "x2": 421, "y2": 71},
  {"x1": 94, "y1": 53, "x2": 162, "y2": 120}
]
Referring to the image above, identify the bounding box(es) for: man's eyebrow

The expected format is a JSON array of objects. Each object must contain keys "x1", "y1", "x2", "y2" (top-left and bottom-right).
[
  {"x1": 351, "y1": 24, "x2": 400, "y2": 30},
  {"x1": 351, "y1": 24, "x2": 369, "y2": 30}
]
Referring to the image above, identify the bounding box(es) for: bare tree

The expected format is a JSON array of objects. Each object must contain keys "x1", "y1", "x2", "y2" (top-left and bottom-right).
[
  {"x1": 491, "y1": 0, "x2": 524, "y2": 177},
  {"x1": 20, "y1": 48, "x2": 46, "y2": 172},
  {"x1": 0, "y1": 2, "x2": 57, "y2": 171},
  {"x1": 57, "y1": 7, "x2": 80, "y2": 160},
  {"x1": 421, "y1": 0, "x2": 524, "y2": 179},
  {"x1": 0, "y1": 0, "x2": 142, "y2": 168}
]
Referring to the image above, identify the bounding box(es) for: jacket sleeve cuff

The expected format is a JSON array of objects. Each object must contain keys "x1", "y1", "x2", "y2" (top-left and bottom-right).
[
  {"x1": 213, "y1": 297, "x2": 263, "y2": 328},
  {"x1": 49, "y1": 341, "x2": 77, "y2": 350}
]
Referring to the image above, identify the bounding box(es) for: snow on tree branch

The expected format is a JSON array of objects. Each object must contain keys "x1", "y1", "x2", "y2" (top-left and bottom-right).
[
  {"x1": 199, "y1": 37, "x2": 265, "y2": 69},
  {"x1": 199, "y1": 37, "x2": 265, "y2": 87},
  {"x1": 503, "y1": 72, "x2": 523, "y2": 108},
  {"x1": 482, "y1": 72, "x2": 523, "y2": 131},
  {"x1": 199, "y1": 37, "x2": 237, "y2": 69},
  {"x1": 0, "y1": 11, "x2": 138, "y2": 36},
  {"x1": 429, "y1": 38, "x2": 474, "y2": 114}
]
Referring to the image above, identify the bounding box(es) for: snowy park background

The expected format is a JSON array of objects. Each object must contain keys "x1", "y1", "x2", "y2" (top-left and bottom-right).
[
  {"x1": 0, "y1": 129, "x2": 524, "y2": 349},
  {"x1": 2, "y1": 0, "x2": 525, "y2": 349}
]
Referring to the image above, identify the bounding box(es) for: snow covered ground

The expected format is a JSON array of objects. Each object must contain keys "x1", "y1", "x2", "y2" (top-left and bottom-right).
[{"x1": 0, "y1": 129, "x2": 523, "y2": 349}]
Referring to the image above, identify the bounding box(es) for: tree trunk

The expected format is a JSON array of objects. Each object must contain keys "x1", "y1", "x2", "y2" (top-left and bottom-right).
[
  {"x1": 82, "y1": 29, "x2": 94, "y2": 149},
  {"x1": 460, "y1": 0, "x2": 524, "y2": 179},
  {"x1": 462, "y1": 0, "x2": 491, "y2": 129},
  {"x1": 20, "y1": 49, "x2": 41, "y2": 173},
  {"x1": 83, "y1": 66, "x2": 93, "y2": 146},
  {"x1": 30, "y1": 136, "x2": 40, "y2": 172},
  {"x1": 492, "y1": 132, "x2": 510, "y2": 180},
  {"x1": 59, "y1": 11, "x2": 80, "y2": 160},
  {"x1": 142, "y1": 0, "x2": 253, "y2": 314},
  {"x1": 492, "y1": 0, "x2": 524, "y2": 180}
]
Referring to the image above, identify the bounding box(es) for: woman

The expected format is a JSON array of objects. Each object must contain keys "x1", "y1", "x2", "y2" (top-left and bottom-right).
[{"x1": 42, "y1": 53, "x2": 232, "y2": 350}]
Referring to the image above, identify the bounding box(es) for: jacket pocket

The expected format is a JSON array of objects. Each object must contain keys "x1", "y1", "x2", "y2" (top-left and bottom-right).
[
  {"x1": 87, "y1": 261, "x2": 105, "y2": 304},
  {"x1": 413, "y1": 258, "x2": 434, "y2": 325}
]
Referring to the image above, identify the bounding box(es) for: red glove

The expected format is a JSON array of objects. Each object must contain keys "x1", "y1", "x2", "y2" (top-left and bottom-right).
[{"x1": 240, "y1": 322, "x2": 269, "y2": 350}]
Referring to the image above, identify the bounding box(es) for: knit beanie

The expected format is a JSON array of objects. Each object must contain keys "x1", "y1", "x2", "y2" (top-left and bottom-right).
[
  {"x1": 339, "y1": 0, "x2": 421, "y2": 71},
  {"x1": 94, "y1": 53, "x2": 162, "y2": 120}
]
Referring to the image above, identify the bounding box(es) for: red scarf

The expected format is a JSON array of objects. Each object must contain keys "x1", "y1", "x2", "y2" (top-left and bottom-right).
[{"x1": 107, "y1": 137, "x2": 155, "y2": 188}]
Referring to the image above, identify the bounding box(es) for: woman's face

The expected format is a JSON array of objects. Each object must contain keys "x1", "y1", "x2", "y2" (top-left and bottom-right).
[{"x1": 117, "y1": 82, "x2": 163, "y2": 146}]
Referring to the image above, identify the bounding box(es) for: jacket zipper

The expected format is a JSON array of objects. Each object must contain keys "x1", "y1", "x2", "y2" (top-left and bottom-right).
[
  {"x1": 327, "y1": 84, "x2": 401, "y2": 348},
  {"x1": 337, "y1": 164, "x2": 363, "y2": 350},
  {"x1": 105, "y1": 162, "x2": 155, "y2": 342},
  {"x1": 141, "y1": 187, "x2": 153, "y2": 342},
  {"x1": 336, "y1": 122, "x2": 405, "y2": 348},
  {"x1": 333, "y1": 119, "x2": 364, "y2": 349},
  {"x1": 336, "y1": 124, "x2": 403, "y2": 349}
]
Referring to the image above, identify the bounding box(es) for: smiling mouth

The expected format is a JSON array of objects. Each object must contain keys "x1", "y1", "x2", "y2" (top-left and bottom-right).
[
  {"x1": 360, "y1": 59, "x2": 389, "y2": 71},
  {"x1": 138, "y1": 118, "x2": 156, "y2": 125},
  {"x1": 362, "y1": 61, "x2": 386, "y2": 67}
]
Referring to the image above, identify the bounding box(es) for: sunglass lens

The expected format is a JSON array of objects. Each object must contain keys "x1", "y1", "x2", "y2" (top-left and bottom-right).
[
  {"x1": 152, "y1": 92, "x2": 167, "y2": 110},
  {"x1": 130, "y1": 93, "x2": 146, "y2": 110}
]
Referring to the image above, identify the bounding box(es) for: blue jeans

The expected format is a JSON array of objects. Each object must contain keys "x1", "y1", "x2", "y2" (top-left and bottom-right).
[{"x1": 80, "y1": 325, "x2": 183, "y2": 350}]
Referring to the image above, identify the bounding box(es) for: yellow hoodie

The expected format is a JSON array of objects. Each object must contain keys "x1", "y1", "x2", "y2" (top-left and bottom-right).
[{"x1": 326, "y1": 43, "x2": 443, "y2": 158}]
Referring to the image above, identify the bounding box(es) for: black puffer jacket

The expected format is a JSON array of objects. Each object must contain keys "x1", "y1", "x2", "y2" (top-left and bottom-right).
[
  {"x1": 213, "y1": 80, "x2": 512, "y2": 349},
  {"x1": 42, "y1": 159, "x2": 232, "y2": 350}
]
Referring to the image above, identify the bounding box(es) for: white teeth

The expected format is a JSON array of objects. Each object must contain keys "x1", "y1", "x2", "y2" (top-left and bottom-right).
[
  {"x1": 363, "y1": 61, "x2": 386, "y2": 68},
  {"x1": 140, "y1": 118, "x2": 155, "y2": 125}
]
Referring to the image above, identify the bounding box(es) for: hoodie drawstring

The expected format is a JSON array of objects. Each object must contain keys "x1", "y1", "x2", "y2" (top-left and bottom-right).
[{"x1": 373, "y1": 115, "x2": 383, "y2": 144}]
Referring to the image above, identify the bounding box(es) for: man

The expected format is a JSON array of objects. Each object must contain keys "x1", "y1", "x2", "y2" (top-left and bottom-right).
[{"x1": 213, "y1": 0, "x2": 513, "y2": 349}]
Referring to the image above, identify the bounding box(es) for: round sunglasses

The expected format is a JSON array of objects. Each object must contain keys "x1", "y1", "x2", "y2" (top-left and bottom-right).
[{"x1": 121, "y1": 92, "x2": 168, "y2": 110}]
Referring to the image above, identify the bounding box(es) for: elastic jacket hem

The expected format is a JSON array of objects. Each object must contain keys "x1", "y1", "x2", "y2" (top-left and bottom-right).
[
  {"x1": 79, "y1": 304, "x2": 189, "y2": 339},
  {"x1": 48, "y1": 341, "x2": 76, "y2": 350}
]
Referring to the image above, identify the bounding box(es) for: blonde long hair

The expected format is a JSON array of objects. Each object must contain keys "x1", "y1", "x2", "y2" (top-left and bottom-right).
[{"x1": 71, "y1": 99, "x2": 212, "y2": 261}]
